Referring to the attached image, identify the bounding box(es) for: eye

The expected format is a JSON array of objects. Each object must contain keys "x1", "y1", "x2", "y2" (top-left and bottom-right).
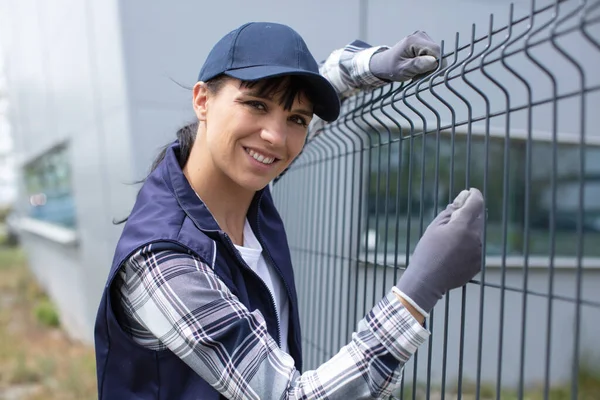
[
  {"x1": 289, "y1": 115, "x2": 308, "y2": 127},
  {"x1": 245, "y1": 100, "x2": 267, "y2": 111}
]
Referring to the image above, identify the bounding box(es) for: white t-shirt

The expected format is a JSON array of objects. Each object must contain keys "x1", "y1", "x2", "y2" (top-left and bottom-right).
[{"x1": 234, "y1": 219, "x2": 290, "y2": 353}]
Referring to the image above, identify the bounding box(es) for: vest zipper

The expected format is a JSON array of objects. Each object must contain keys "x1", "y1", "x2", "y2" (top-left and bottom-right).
[
  {"x1": 222, "y1": 233, "x2": 282, "y2": 349},
  {"x1": 254, "y1": 197, "x2": 298, "y2": 367}
]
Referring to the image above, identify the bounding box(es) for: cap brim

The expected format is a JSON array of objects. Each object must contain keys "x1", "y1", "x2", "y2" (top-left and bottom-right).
[{"x1": 224, "y1": 66, "x2": 341, "y2": 122}]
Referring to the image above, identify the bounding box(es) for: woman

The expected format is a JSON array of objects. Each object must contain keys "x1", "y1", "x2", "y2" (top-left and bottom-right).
[{"x1": 94, "y1": 22, "x2": 484, "y2": 399}]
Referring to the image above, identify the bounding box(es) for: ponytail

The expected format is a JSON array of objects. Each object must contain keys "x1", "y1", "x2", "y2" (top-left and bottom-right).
[
  {"x1": 112, "y1": 121, "x2": 198, "y2": 225},
  {"x1": 149, "y1": 121, "x2": 199, "y2": 172}
]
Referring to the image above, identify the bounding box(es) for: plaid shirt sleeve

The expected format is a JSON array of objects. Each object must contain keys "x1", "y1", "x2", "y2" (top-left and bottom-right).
[
  {"x1": 117, "y1": 246, "x2": 429, "y2": 400},
  {"x1": 319, "y1": 39, "x2": 390, "y2": 101},
  {"x1": 306, "y1": 40, "x2": 390, "y2": 143}
]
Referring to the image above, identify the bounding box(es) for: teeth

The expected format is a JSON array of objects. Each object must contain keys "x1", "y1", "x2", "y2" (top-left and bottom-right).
[{"x1": 247, "y1": 148, "x2": 275, "y2": 165}]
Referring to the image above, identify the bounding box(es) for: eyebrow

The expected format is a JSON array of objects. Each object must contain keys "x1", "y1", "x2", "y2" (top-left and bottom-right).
[
  {"x1": 293, "y1": 108, "x2": 314, "y2": 118},
  {"x1": 244, "y1": 90, "x2": 313, "y2": 118}
]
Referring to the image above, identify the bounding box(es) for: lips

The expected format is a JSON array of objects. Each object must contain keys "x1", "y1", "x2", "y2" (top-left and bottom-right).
[{"x1": 244, "y1": 147, "x2": 279, "y2": 165}]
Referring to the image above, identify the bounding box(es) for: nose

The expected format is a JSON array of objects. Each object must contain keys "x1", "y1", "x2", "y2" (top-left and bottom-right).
[{"x1": 260, "y1": 118, "x2": 288, "y2": 148}]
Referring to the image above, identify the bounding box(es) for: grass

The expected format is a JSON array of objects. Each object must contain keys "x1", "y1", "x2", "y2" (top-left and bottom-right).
[
  {"x1": 393, "y1": 368, "x2": 600, "y2": 400},
  {"x1": 33, "y1": 299, "x2": 60, "y2": 328},
  {"x1": 0, "y1": 244, "x2": 97, "y2": 400}
]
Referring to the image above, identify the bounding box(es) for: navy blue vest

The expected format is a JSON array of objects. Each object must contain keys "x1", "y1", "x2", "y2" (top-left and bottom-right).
[{"x1": 94, "y1": 142, "x2": 303, "y2": 399}]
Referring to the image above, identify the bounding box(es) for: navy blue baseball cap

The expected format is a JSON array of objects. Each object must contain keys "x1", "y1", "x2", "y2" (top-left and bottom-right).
[{"x1": 197, "y1": 22, "x2": 341, "y2": 122}]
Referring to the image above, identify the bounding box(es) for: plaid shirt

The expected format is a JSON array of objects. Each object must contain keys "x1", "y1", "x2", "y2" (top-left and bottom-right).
[
  {"x1": 319, "y1": 40, "x2": 389, "y2": 100},
  {"x1": 114, "y1": 42, "x2": 430, "y2": 399},
  {"x1": 307, "y1": 39, "x2": 389, "y2": 142},
  {"x1": 115, "y1": 247, "x2": 428, "y2": 399}
]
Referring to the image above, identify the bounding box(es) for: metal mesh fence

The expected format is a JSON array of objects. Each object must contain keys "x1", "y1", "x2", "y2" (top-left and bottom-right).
[{"x1": 272, "y1": 0, "x2": 600, "y2": 398}]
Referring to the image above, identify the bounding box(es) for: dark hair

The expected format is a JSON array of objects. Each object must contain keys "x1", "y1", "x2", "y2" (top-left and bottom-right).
[
  {"x1": 241, "y1": 75, "x2": 317, "y2": 113},
  {"x1": 113, "y1": 74, "x2": 314, "y2": 225}
]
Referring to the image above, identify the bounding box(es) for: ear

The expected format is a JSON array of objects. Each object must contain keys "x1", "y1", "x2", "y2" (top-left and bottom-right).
[{"x1": 193, "y1": 82, "x2": 209, "y2": 121}]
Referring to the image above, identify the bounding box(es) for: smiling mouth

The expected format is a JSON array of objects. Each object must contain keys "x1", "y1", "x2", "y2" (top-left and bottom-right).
[{"x1": 244, "y1": 147, "x2": 278, "y2": 165}]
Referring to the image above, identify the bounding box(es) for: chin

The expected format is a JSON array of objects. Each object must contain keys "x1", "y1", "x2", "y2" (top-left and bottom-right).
[{"x1": 236, "y1": 176, "x2": 274, "y2": 192}]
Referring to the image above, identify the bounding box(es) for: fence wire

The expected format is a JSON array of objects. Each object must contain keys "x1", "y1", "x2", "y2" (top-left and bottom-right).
[{"x1": 272, "y1": 0, "x2": 600, "y2": 398}]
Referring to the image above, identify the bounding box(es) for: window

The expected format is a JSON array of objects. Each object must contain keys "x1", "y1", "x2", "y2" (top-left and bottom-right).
[
  {"x1": 365, "y1": 130, "x2": 600, "y2": 258},
  {"x1": 23, "y1": 144, "x2": 76, "y2": 229}
]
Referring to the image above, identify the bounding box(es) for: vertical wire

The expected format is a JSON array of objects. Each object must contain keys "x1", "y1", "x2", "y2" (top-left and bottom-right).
[
  {"x1": 520, "y1": 0, "x2": 561, "y2": 394},
  {"x1": 295, "y1": 154, "x2": 307, "y2": 350},
  {"x1": 480, "y1": 6, "x2": 516, "y2": 398},
  {"x1": 399, "y1": 73, "x2": 435, "y2": 399},
  {"x1": 294, "y1": 146, "x2": 310, "y2": 364},
  {"x1": 292, "y1": 156, "x2": 303, "y2": 355},
  {"x1": 401, "y1": 76, "x2": 434, "y2": 397},
  {"x1": 304, "y1": 146, "x2": 320, "y2": 363},
  {"x1": 389, "y1": 82, "x2": 421, "y2": 399},
  {"x1": 299, "y1": 145, "x2": 314, "y2": 367},
  {"x1": 346, "y1": 92, "x2": 368, "y2": 333},
  {"x1": 318, "y1": 132, "x2": 336, "y2": 362},
  {"x1": 381, "y1": 110, "x2": 393, "y2": 296},
  {"x1": 322, "y1": 126, "x2": 343, "y2": 360},
  {"x1": 444, "y1": 29, "x2": 475, "y2": 399},
  {"x1": 357, "y1": 90, "x2": 376, "y2": 321},
  {"x1": 304, "y1": 144, "x2": 319, "y2": 368},
  {"x1": 316, "y1": 136, "x2": 335, "y2": 365},
  {"x1": 401, "y1": 80, "x2": 429, "y2": 281},
  {"x1": 519, "y1": 0, "x2": 537, "y2": 394},
  {"x1": 406, "y1": 121, "x2": 416, "y2": 400},
  {"x1": 408, "y1": 83, "x2": 431, "y2": 395},
  {"x1": 391, "y1": 82, "x2": 418, "y2": 399},
  {"x1": 289, "y1": 152, "x2": 302, "y2": 356},
  {"x1": 576, "y1": 1, "x2": 600, "y2": 393},
  {"x1": 371, "y1": 89, "x2": 385, "y2": 306},
  {"x1": 360, "y1": 87, "x2": 385, "y2": 308},
  {"x1": 387, "y1": 86, "x2": 405, "y2": 287},
  {"x1": 330, "y1": 121, "x2": 351, "y2": 352},
  {"x1": 327, "y1": 122, "x2": 341, "y2": 356},
  {"x1": 496, "y1": 1, "x2": 535, "y2": 395},
  {"x1": 296, "y1": 146, "x2": 308, "y2": 367},
  {"x1": 332, "y1": 129, "x2": 346, "y2": 355},
  {"x1": 461, "y1": 21, "x2": 493, "y2": 399},
  {"x1": 544, "y1": 4, "x2": 560, "y2": 392},
  {"x1": 415, "y1": 53, "x2": 450, "y2": 398},
  {"x1": 548, "y1": 1, "x2": 588, "y2": 398},
  {"x1": 519, "y1": 1, "x2": 562, "y2": 397},
  {"x1": 308, "y1": 141, "x2": 325, "y2": 368},
  {"x1": 339, "y1": 106, "x2": 361, "y2": 346},
  {"x1": 378, "y1": 82, "x2": 408, "y2": 399},
  {"x1": 430, "y1": 39, "x2": 462, "y2": 400},
  {"x1": 275, "y1": 171, "x2": 291, "y2": 314},
  {"x1": 367, "y1": 84, "x2": 395, "y2": 297}
]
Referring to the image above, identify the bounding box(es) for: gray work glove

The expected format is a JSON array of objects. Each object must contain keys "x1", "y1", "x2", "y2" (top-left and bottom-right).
[
  {"x1": 369, "y1": 31, "x2": 442, "y2": 82},
  {"x1": 395, "y1": 188, "x2": 484, "y2": 316}
]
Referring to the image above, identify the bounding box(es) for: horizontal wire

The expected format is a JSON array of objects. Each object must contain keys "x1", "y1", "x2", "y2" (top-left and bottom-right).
[{"x1": 289, "y1": 246, "x2": 600, "y2": 308}]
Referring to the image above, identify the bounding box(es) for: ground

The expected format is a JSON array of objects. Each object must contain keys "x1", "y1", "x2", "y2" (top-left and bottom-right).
[{"x1": 0, "y1": 245, "x2": 96, "y2": 400}]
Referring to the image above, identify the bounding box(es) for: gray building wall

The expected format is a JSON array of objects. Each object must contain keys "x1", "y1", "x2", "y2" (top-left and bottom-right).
[
  {"x1": 0, "y1": 0, "x2": 597, "y2": 389},
  {"x1": 0, "y1": 0, "x2": 136, "y2": 341}
]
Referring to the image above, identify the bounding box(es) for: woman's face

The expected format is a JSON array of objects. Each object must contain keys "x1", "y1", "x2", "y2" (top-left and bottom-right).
[{"x1": 193, "y1": 78, "x2": 313, "y2": 192}]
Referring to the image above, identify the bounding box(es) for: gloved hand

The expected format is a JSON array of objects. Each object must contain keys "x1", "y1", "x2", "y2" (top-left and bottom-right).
[
  {"x1": 369, "y1": 31, "x2": 442, "y2": 82},
  {"x1": 395, "y1": 188, "x2": 484, "y2": 316}
]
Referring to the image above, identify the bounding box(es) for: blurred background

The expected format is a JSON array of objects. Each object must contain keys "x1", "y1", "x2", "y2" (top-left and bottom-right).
[{"x1": 0, "y1": 0, "x2": 598, "y2": 399}]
